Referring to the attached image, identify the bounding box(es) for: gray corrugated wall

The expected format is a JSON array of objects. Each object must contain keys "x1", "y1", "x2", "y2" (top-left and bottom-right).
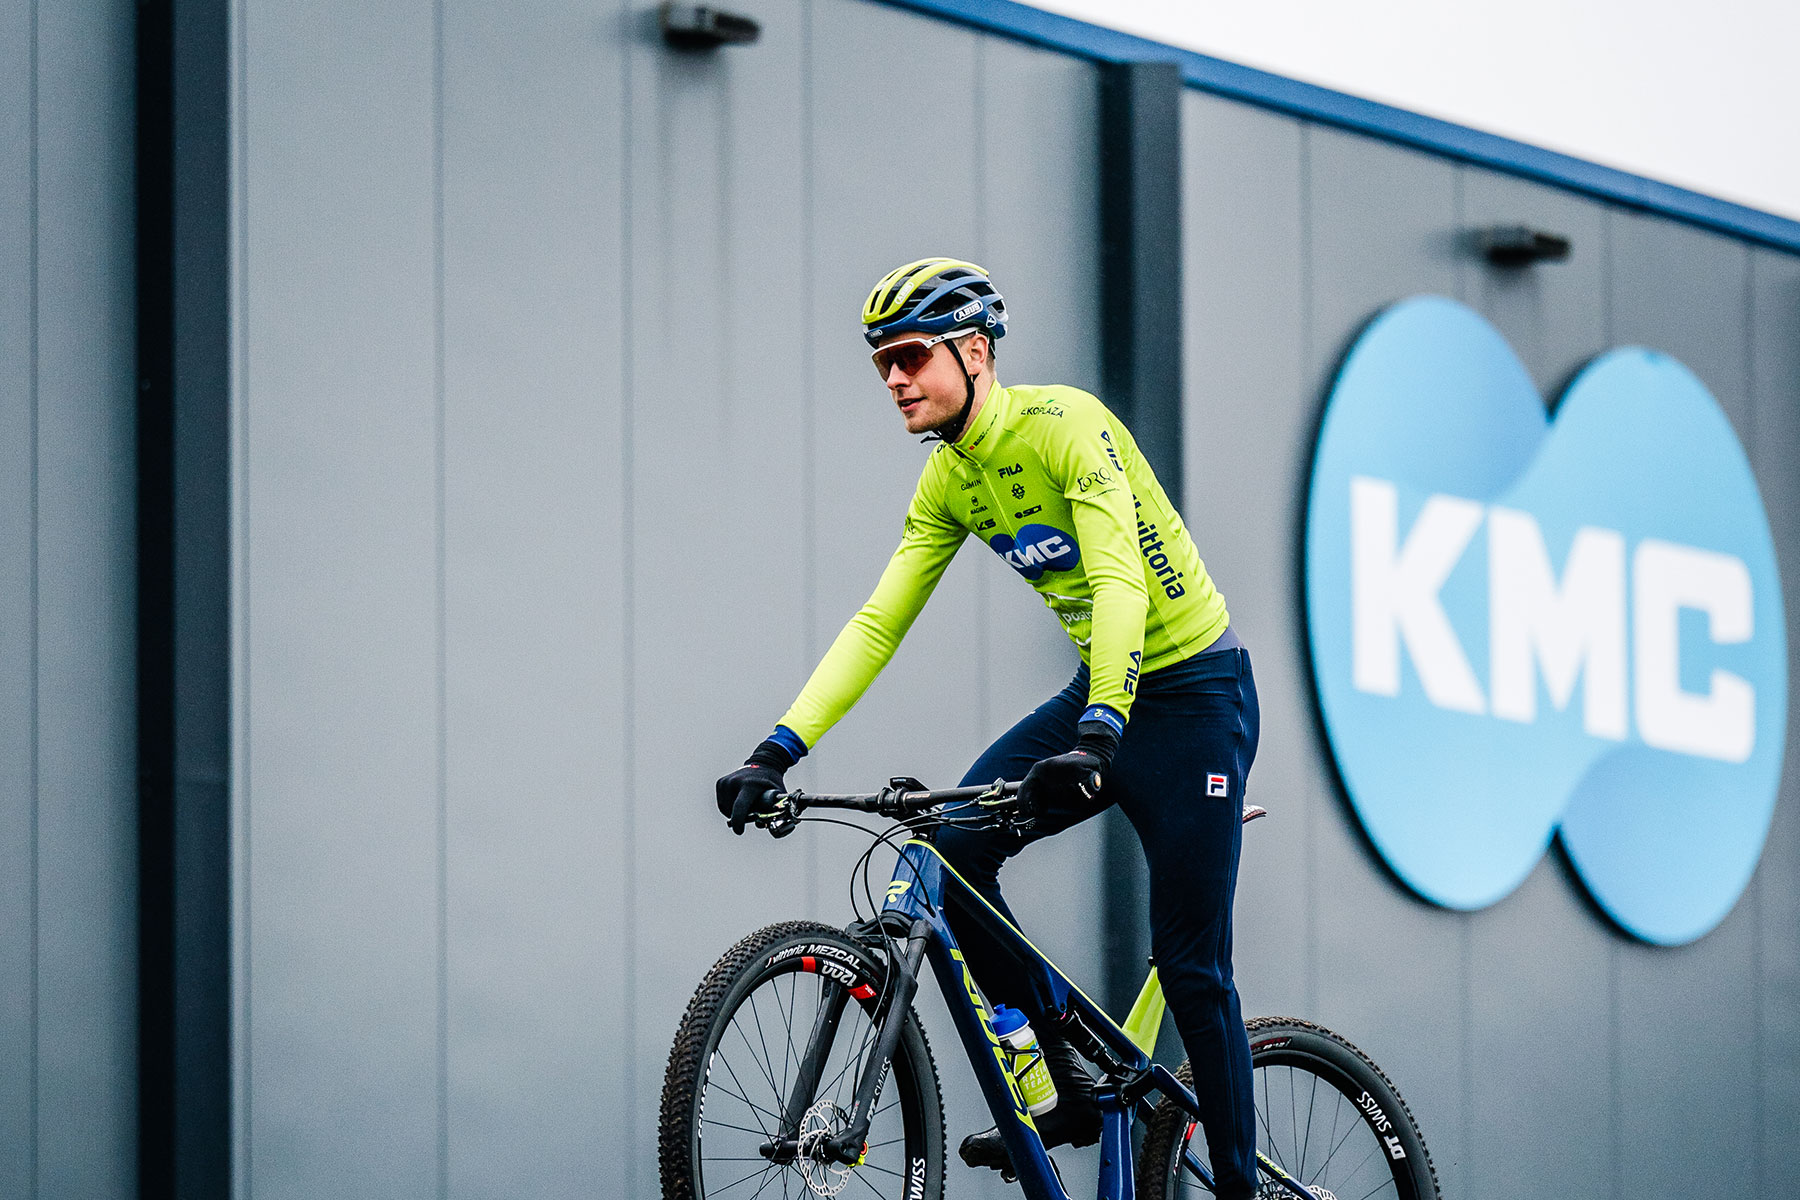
[
  {"x1": 223, "y1": 2, "x2": 1800, "y2": 1199},
  {"x1": 234, "y1": 0, "x2": 1096, "y2": 1196},
  {"x1": 0, "y1": 0, "x2": 141, "y2": 1197},
  {"x1": 1184, "y1": 89, "x2": 1800, "y2": 1200}
]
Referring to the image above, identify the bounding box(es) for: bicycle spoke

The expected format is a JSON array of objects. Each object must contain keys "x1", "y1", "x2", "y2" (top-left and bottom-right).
[
  {"x1": 711, "y1": 1055, "x2": 785, "y2": 1129},
  {"x1": 706, "y1": 1160, "x2": 781, "y2": 1196},
  {"x1": 1314, "y1": 1096, "x2": 1362, "y2": 1179},
  {"x1": 735, "y1": 1004, "x2": 784, "y2": 1101},
  {"x1": 746, "y1": 992, "x2": 787, "y2": 1098},
  {"x1": 1329, "y1": 1137, "x2": 1385, "y2": 1196},
  {"x1": 701, "y1": 1117, "x2": 781, "y2": 1139},
  {"x1": 851, "y1": 1168, "x2": 894, "y2": 1200},
  {"x1": 1288, "y1": 1066, "x2": 1299, "y2": 1176},
  {"x1": 1297, "y1": 1068, "x2": 1319, "y2": 1180},
  {"x1": 1257, "y1": 1069, "x2": 1291, "y2": 1176},
  {"x1": 747, "y1": 1163, "x2": 797, "y2": 1200}
]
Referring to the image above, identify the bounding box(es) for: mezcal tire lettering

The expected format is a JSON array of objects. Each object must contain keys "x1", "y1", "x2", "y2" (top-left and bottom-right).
[
  {"x1": 657, "y1": 920, "x2": 946, "y2": 1200},
  {"x1": 1135, "y1": 1016, "x2": 1439, "y2": 1200}
]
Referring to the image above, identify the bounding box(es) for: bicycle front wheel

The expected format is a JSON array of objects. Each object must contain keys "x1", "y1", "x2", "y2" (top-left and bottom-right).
[
  {"x1": 1138, "y1": 1016, "x2": 1439, "y2": 1200},
  {"x1": 658, "y1": 920, "x2": 945, "y2": 1200}
]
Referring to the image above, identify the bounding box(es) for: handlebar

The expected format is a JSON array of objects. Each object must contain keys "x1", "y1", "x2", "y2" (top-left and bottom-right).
[
  {"x1": 753, "y1": 777, "x2": 1023, "y2": 837},
  {"x1": 749, "y1": 778, "x2": 1267, "y2": 838}
]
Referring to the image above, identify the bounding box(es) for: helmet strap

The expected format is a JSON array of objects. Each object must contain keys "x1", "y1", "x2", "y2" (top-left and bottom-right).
[{"x1": 924, "y1": 338, "x2": 978, "y2": 444}]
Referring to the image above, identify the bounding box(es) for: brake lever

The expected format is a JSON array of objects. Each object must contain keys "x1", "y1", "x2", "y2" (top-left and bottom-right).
[
  {"x1": 975, "y1": 778, "x2": 1035, "y2": 834},
  {"x1": 755, "y1": 793, "x2": 802, "y2": 838}
]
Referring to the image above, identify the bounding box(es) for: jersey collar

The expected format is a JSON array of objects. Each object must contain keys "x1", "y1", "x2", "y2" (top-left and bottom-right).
[{"x1": 948, "y1": 379, "x2": 1008, "y2": 465}]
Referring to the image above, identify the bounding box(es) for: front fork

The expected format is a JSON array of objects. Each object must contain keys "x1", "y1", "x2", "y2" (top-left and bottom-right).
[{"x1": 766, "y1": 919, "x2": 930, "y2": 1166}]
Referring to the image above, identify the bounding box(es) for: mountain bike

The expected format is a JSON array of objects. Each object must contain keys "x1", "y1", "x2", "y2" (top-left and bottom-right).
[{"x1": 659, "y1": 777, "x2": 1438, "y2": 1200}]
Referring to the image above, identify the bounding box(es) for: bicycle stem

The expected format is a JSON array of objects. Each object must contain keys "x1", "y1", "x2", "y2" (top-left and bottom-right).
[{"x1": 824, "y1": 918, "x2": 931, "y2": 1164}]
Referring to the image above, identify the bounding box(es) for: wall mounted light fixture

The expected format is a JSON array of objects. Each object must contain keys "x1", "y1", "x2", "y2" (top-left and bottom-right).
[
  {"x1": 1477, "y1": 225, "x2": 1572, "y2": 266},
  {"x1": 661, "y1": 3, "x2": 761, "y2": 49}
]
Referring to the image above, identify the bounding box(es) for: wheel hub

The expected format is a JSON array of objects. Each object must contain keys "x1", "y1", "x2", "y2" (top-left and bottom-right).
[{"x1": 796, "y1": 1102, "x2": 864, "y2": 1197}]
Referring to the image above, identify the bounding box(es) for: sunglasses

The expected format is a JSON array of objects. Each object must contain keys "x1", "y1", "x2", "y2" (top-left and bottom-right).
[{"x1": 870, "y1": 328, "x2": 976, "y2": 379}]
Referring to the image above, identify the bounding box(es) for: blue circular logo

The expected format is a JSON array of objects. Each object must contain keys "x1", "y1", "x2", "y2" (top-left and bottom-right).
[
  {"x1": 989, "y1": 524, "x2": 1081, "y2": 581},
  {"x1": 1304, "y1": 296, "x2": 1786, "y2": 945}
]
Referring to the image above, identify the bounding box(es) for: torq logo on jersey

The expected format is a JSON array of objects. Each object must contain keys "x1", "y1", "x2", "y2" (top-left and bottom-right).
[
  {"x1": 1305, "y1": 296, "x2": 1786, "y2": 944},
  {"x1": 990, "y1": 524, "x2": 1080, "y2": 580}
]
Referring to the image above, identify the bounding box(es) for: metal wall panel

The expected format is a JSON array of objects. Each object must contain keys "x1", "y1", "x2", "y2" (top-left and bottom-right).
[
  {"x1": 32, "y1": 1, "x2": 139, "y2": 1196},
  {"x1": 0, "y1": 0, "x2": 38, "y2": 1193},
  {"x1": 437, "y1": 2, "x2": 630, "y2": 1197},
  {"x1": 972, "y1": 29, "x2": 1104, "y2": 1036},
  {"x1": 1607, "y1": 213, "x2": 1759, "y2": 1200},
  {"x1": 623, "y1": 0, "x2": 818, "y2": 1191},
  {"x1": 220, "y1": 2, "x2": 1800, "y2": 1196},
  {"x1": 1179, "y1": 91, "x2": 1311, "y2": 1024},
  {"x1": 1455, "y1": 169, "x2": 1614, "y2": 1200},
  {"x1": 239, "y1": 0, "x2": 441, "y2": 1194},
  {"x1": 1750, "y1": 246, "x2": 1800, "y2": 1191},
  {"x1": 1301, "y1": 124, "x2": 1471, "y2": 1196}
]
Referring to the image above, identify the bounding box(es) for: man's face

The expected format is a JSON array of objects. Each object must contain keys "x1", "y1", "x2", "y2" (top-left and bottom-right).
[{"x1": 875, "y1": 331, "x2": 983, "y2": 436}]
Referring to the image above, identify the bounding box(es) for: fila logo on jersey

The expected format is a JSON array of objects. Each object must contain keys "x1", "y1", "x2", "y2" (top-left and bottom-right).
[
  {"x1": 988, "y1": 524, "x2": 1081, "y2": 581},
  {"x1": 1206, "y1": 774, "x2": 1228, "y2": 798}
]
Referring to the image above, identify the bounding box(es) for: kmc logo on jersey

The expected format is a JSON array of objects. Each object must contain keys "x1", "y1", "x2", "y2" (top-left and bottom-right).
[
  {"x1": 1304, "y1": 295, "x2": 1786, "y2": 945},
  {"x1": 989, "y1": 524, "x2": 1080, "y2": 580}
]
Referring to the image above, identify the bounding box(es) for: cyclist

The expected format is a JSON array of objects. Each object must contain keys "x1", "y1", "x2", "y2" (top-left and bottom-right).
[{"x1": 716, "y1": 258, "x2": 1260, "y2": 1200}]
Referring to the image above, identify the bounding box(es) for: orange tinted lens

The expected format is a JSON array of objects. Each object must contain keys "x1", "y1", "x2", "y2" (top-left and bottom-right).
[{"x1": 873, "y1": 341, "x2": 933, "y2": 378}]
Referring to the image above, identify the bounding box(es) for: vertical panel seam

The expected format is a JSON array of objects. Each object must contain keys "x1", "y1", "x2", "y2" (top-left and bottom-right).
[
  {"x1": 1450, "y1": 165, "x2": 1473, "y2": 1199},
  {"x1": 28, "y1": 0, "x2": 40, "y2": 1191},
  {"x1": 619, "y1": 1, "x2": 638, "y2": 1190},
  {"x1": 972, "y1": 34, "x2": 989, "y2": 736},
  {"x1": 431, "y1": 1, "x2": 450, "y2": 1196},
  {"x1": 1297, "y1": 119, "x2": 1315, "y2": 1019},
  {"x1": 1746, "y1": 247, "x2": 1762, "y2": 1197},
  {"x1": 799, "y1": 0, "x2": 817, "y2": 913},
  {"x1": 233, "y1": 0, "x2": 254, "y2": 1190},
  {"x1": 1600, "y1": 203, "x2": 1619, "y2": 1200}
]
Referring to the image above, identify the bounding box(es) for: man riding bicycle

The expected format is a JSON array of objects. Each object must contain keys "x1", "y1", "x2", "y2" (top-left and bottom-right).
[{"x1": 717, "y1": 258, "x2": 1261, "y2": 1200}]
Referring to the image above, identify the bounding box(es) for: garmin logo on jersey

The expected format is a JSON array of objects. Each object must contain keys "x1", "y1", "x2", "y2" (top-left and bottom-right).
[
  {"x1": 1135, "y1": 500, "x2": 1187, "y2": 599},
  {"x1": 989, "y1": 524, "x2": 1080, "y2": 580},
  {"x1": 1304, "y1": 295, "x2": 1786, "y2": 946}
]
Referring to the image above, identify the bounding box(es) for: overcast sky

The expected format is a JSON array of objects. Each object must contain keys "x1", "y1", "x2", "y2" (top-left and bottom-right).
[{"x1": 1028, "y1": 0, "x2": 1800, "y2": 222}]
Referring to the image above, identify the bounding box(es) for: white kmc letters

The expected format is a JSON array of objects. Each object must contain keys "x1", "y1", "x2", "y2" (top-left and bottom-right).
[
  {"x1": 1487, "y1": 507, "x2": 1627, "y2": 739},
  {"x1": 1633, "y1": 539, "x2": 1755, "y2": 762},
  {"x1": 1350, "y1": 477, "x2": 1485, "y2": 713},
  {"x1": 1348, "y1": 477, "x2": 1756, "y2": 762}
]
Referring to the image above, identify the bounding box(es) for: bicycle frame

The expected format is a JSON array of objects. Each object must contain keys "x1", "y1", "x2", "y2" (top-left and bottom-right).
[{"x1": 813, "y1": 835, "x2": 1314, "y2": 1200}]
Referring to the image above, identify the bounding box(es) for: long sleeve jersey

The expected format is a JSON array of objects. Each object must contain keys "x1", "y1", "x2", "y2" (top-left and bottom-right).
[{"x1": 777, "y1": 380, "x2": 1230, "y2": 748}]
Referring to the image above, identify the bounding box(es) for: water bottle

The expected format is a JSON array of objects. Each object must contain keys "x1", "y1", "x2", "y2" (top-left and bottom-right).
[{"x1": 991, "y1": 1005, "x2": 1058, "y2": 1115}]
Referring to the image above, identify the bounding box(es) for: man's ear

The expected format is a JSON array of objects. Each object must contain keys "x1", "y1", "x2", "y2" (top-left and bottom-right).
[{"x1": 965, "y1": 333, "x2": 991, "y2": 372}]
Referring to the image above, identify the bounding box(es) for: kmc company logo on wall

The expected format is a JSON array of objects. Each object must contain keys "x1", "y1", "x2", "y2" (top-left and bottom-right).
[{"x1": 1304, "y1": 295, "x2": 1787, "y2": 945}]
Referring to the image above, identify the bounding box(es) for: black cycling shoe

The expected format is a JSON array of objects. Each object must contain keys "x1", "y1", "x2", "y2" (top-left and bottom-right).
[{"x1": 958, "y1": 1034, "x2": 1101, "y2": 1171}]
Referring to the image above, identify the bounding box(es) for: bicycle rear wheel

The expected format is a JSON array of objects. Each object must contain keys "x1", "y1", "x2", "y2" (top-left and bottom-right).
[
  {"x1": 1137, "y1": 1016, "x2": 1438, "y2": 1200},
  {"x1": 659, "y1": 920, "x2": 945, "y2": 1200}
]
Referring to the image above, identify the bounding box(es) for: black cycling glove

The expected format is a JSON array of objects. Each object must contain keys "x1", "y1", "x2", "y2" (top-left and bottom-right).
[
  {"x1": 1018, "y1": 719, "x2": 1122, "y2": 823},
  {"x1": 716, "y1": 739, "x2": 798, "y2": 835}
]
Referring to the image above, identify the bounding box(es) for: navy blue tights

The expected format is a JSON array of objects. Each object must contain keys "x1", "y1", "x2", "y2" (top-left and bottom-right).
[{"x1": 935, "y1": 646, "x2": 1260, "y2": 1200}]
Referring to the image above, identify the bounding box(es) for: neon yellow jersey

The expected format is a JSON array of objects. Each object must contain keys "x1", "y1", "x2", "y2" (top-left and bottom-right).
[{"x1": 778, "y1": 381, "x2": 1230, "y2": 747}]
